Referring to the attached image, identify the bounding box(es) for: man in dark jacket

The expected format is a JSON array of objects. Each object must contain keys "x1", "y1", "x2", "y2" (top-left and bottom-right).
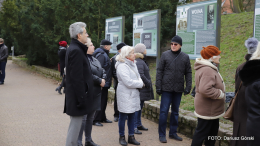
[
  {"x1": 0, "y1": 38, "x2": 8, "y2": 85},
  {"x1": 64, "y1": 22, "x2": 94, "y2": 146},
  {"x1": 156, "y1": 35, "x2": 192, "y2": 143},
  {"x1": 111, "y1": 42, "x2": 126, "y2": 122},
  {"x1": 92, "y1": 39, "x2": 113, "y2": 126}
]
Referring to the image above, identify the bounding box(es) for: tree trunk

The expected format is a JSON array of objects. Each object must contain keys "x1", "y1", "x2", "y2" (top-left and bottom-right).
[{"x1": 233, "y1": 0, "x2": 243, "y2": 13}]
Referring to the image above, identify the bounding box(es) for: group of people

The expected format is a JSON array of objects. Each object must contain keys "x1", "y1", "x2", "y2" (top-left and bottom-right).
[
  {"x1": 0, "y1": 38, "x2": 8, "y2": 85},
  {"x1": 60, "y1": 21, "x2": 260, "y2": 146}
]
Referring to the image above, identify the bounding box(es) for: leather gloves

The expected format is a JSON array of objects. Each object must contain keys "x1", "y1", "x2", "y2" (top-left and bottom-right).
[
  {"x1": 156, "y1": 89, "x2": 162, "y2": 95},
  {"x1": 184, "y1": 90, "x2": 190, "y2": 96}
]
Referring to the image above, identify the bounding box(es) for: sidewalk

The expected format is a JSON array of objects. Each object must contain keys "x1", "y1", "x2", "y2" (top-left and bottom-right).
[{"x1": 0, "y1": 61, "x2": 192, "y2": 146}]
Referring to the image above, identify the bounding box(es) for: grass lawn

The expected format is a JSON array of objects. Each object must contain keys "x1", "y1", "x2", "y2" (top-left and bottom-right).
[{"x1": 148, "y1": 12, "x2": 254, "y2": 123}]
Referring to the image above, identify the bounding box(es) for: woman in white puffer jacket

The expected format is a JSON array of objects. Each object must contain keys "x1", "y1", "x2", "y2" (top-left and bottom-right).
[{"x1": 115, "y1": 46, "x2": 144, "y2": 146}]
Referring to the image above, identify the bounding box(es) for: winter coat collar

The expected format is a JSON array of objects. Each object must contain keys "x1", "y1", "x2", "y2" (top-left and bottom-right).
[
  {"x1": 171, "y1": 48, "x2": 181, "y2": 54},
  {"x1": 135, "y1": 53, "x2": 144, "y2": 59},
  {"x1": 115, "y1": 58, "x2": 136, "y2": 69},
  {"x1": 59, "y1": 46, "x2": 66, "y2": 50},
  {"x1": 71, "y1": 39, "x2": 88, "y2": 53},
  {"x1": 100, "y1": 46, "x2": 109, "y2": 55},
  {"x1": 194, "y1": 58, "x2": 218, "y2": 71},
  {"x1": 0, "y1": 44, "x2": 4, "y2": 48},
  {"x1": 239, "y1": 60, "x2": 260, "y2": 86}
]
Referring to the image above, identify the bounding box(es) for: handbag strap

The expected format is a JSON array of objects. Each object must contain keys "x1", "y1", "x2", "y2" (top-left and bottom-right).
[{"x1": 233, "y1": 82, "x2": 242, "y2": 100}]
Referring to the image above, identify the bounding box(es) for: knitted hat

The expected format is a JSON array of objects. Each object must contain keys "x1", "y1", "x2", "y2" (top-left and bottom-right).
[
  {"x1": 134, "y1": 43, "x2": 146, "y2": 53},
  {"x1": 59, "y1": 41, "x2": 67, "y2": 47},
  {"x1": 200, "y1": 45, "x2": 221, "y2": 59},
  {"x1": 116, "y1": 42, "x2": 126, "y2": 50},
  {"x1": 245, "y1": 37, "x2": 258, "y2": 54},
  {"x1": 100, "y1": 39, "x2": 112, "y2": 45},
  {"x1": 171, "y1": 35, "x2": 182, "y2": 46}
]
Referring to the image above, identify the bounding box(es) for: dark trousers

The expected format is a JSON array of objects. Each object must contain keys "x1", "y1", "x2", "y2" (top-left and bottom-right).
[
  {"x1": 118, "y1": 112, "x2": 135, "y2": 136},
  {"x1": 134, "y1": 100, "x2": 144, "y2": 129},
  {"x1": 158, "y1": 91, "x2": 182, "y2": 137},
  {"x1": 191, "y1": 118, "x2": 219, "y2": 146},
  {"x1": 77, "y1": 111, "x2": 96, "y2": 145},
  {"x1": 0, "y1": 61, "x2": 7, "y2": 82},
  {"x1": 114, "y1": 88, "x2": 119, "y2": 118},
  {"x1": 94, "y1": 87, "x2": 108, "y2": 122}
]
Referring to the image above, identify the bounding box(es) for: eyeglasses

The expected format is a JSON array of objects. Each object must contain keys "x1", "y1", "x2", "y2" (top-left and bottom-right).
[{"x1": 171, "y1": 43, "x2": 178, "y2": 46}]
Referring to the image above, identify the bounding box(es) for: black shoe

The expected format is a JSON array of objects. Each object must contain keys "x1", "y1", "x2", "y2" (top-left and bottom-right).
[
  {"x1": 128, "y1": 135, "x2": 140, "y2": 145},
  {"x1": 114, "y1": 117, "x2": 119, "y2": 122},
  {"x1": 159, "y1": 136, "x2": 167, "y2": 143},
  {"x1": 102, "y1": 119, "x2": 112, "y2": 123},
  {"x1": 134, "y1": 128, "x2": 142, "y2": 134},
  {"x1": 55, "y1": 86, "x2": 62, "y2": 94},
  {"x1": 93, "y1": 122, "x2": 103, "y2": 126},
  {"x1": 169, "y1": 134, "x2": 183, "y2": 141},
  {"x1": 119, "y1": 135, "x2": 128, "y2": 146},
  {"x1": 85, "y1": 140, "x2": 100, "y2": 146},
  {"x1": 0, "y1": 81, "x2": 4, "y2": 85},
  {"x1": 137, "y1": 125, "x2": 148, "y2": 131}
]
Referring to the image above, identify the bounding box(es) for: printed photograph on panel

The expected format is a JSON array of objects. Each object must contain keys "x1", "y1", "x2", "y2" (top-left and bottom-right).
[
  {"x1": 177, "y1": 18, "x2": 187, "y2": 31},
  {"x1": 134, "y1": 33, "x2": 141, "y2": 46},
  {"x1": 207, "y1": 5, "x2": 214, "y2": 24},
  {"x1": 141, "y1": 33, "x2": 152, "y2": 49},
  {"x1": 113, "y1": 35, "x2": 118, "y2": 45},
  {"x1": 106, "y1": 34, "x2": 111, "y2": 42},
  {"x1": 137, "y1": 18, "x2": 143, "y2": 28}
]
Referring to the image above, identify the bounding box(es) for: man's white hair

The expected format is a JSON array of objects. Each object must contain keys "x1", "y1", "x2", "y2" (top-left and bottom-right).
[
  {"x1": 69, "y1": 22, "x2": 86, "y2": 39},
  {"x1": 116, "y1": 46, "x2": 135, "y2": 62}
]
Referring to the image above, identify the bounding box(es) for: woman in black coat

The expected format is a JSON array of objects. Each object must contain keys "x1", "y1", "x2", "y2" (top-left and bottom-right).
[
  {"x1": 55, "y1": 41, "x2": 67, "y2": 94},
  {"x1": 232, "y1": 38, "x2": 258, "y2": 146},
  {"x1": 133, "y1": 43, "x2": 154, "y2": 134},
  {"x1": 77, "y1": 38, "x2": 106, "y2": 146},
  {"x1": 239, "y1": 44, "x2": 260, "y2": 146}
]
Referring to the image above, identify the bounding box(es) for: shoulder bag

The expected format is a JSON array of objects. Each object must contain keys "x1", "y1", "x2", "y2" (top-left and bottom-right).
[{"x1": 223, "y1": 82, "x2": 242, "y2": 121}]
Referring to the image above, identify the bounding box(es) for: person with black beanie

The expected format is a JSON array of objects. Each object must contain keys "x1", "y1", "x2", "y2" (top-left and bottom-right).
[
  {"x1": 111, "y1": 42, "x2": 126, "y2": 122},
  {"x1": 156, "y1": 35, "x2": 192, "y2": 143}
]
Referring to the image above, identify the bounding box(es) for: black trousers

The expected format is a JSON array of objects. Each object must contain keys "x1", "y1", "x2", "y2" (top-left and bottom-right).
[
  {"x1": 191, "y1": 118, "x2": 219, "y2": 146},
  {"x1": 113, "y1": 88, "x2": 119, "y2": 118},
  {"x1": 94, "y1": 87, "x2": 108, "y2": 122}
]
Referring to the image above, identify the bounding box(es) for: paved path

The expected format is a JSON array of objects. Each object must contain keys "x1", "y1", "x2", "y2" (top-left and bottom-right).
[{"x1": 0, "y1": 61, "x2": 192, "y2": 146}]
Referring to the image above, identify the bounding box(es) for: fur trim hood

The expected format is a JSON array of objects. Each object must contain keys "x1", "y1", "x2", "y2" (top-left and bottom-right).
[
  {"x1": 239, "y1": 60, "x2": 260, "y2": 86},
  {"x1": 194, "y1": 58, "x2": 218, "y2": 71},
  {"x1": 135, "y1": 53, "x2": 144, "y2": 59}
]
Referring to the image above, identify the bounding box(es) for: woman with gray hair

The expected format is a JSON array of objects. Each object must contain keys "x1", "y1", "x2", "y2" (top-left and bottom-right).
[{"x1": 115, "y1": 46, "x2": 144, "y2": 146}]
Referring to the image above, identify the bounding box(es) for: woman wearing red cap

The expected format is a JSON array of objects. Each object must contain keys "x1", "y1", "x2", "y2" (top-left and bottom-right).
[
  {"x1": 191, "y1": 45, "x2": 225, "y2": 146},
  {"x1": 55, "y1": 41, "x2": 68, "y2": 94}
]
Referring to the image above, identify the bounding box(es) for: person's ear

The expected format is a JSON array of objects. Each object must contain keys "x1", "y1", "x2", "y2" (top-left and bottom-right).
[{"x1": 77, "y1": 33, "x2": 81, "y2": 39}]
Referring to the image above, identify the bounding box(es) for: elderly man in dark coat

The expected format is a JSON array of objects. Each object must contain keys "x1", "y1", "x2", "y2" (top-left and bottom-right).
[
  {"x1": 92, "y1": 39, "x2": 113, "y2": 126},
  {"x1": 64, "y1": 22, "x2": 94, "y2": 146},
  {"x1": 156, "y1": 35, "x2": 192, "y2": 143}
]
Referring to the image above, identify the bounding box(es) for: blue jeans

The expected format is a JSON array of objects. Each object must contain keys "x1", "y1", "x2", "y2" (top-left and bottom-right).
[
  {"x1": 77, "y1": 111, "x2": 96, "y2": 145},
  {"x1": 158, "y1": 91, "x2": 182, "y2": 137},
  {"x1": 118, "y1": 112, "x2": 135, "y2": 136},
  {"x1": 134, "y1": 101, "x2": 144, "y2": 129},
  {"x1": 0, "y1": 61, "x2": 7, "y2": 82}
]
